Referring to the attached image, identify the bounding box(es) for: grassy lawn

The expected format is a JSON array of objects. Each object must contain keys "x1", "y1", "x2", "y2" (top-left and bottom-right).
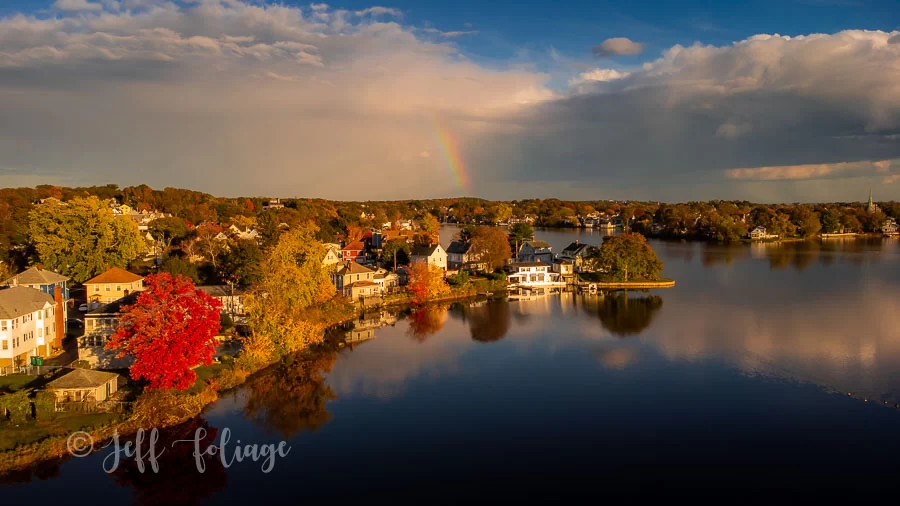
[
  {"x1": 0, "y1": 375, "x2": 38, "y2": 394},
  {"x1": 0, "y1": 412, "x2": 119, "y2": 451}
]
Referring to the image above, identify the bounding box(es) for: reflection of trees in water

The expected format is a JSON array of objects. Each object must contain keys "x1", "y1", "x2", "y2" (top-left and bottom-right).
[
  {"x1": 0, "y1": 456, "x2": 63, "y2": 485},
  {"x1": 464, "y1": 300, "x2": 511, "y2": 343},
  {"x1": 582, "y1": 292, "x2": 664, "y2": 337},
  {"x1": 406, "y1": 304, "x2": 449, "y2": 342},
  {"x1": 760, "y1": 239, "x2": 888, "y2": 271},
  {"x1": 244, "y1": 347, "x2": 338, "y2": 439},
  {"x1": 110, "y1": 418, "x2": 227, "y2": 506},
  {"x1": 701, "y1": 244, "x2": 749, "y2": 267}
]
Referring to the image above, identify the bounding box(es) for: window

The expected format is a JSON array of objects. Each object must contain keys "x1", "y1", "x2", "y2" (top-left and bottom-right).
[
  {"x1": 117, "y1": 285, "x2": 122, "y2": 291},
  {"x1": 1, "y1": 340, "x2": 6, "y2": 350},
  {"x1": 106, "y1": 286, "x2": 111, "y2": 291},
  {"x1": 1, "y1": 321, "x2": 6, "y2": 331}
]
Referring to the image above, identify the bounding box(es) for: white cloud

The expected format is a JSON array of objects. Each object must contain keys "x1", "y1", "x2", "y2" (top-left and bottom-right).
[
  {"x1": 726, "y1": 159, "x2": 899, "y2": 181},
  {"x1": 53, "y1": 0, "x2": 103, "y2": 11},
  {"x1": 592, "y1": 37, "x2": 644, "y2": 57}
]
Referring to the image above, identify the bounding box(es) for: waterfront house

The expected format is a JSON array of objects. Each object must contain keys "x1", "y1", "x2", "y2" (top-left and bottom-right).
[
  {"x1": 332, "y1": 262, "x2": 380, "y2": 299},
  {"x1": 84, "y1": 267, "x2": 144, "y2": 304},
  {"x1": 45, "y1": 369, "x2": 121, "y2": 404},
  {"x1": 3, "y1": 266, "x2": 69, "y2": 339},
  {"x1": 447, "y1": 240, "x2": 486, "y2": 271},
  {"x1": 79, "y1": 292, "x2": 139, "y2": 368},
  {"x1": 506, "y1": 261, "x2": 560, "y2": 287},
  {"x1": 749, "y1": 226, "x2": 778, "y2": 240},
  {"x1": 517, "y1": 240, "x2": 553, "y2": 264},
  {"x1": 0, "y1": 286, "x2": 58, "y2": 371},
  {"x1": 552, "y1": 258, "x2": 574, "y2": 278},
  {"x1": 410, "y1": 244, "x2": 448, "y2": 271},
  {"x1": 373, "y1": 269, "x2": 401, "y2": 294},
  {"x1": 558, "y1": 241, "x2": 594, "y2": 272},
  {"x1": 883, "y1": 218, "x2": 898, "y2": 236}
]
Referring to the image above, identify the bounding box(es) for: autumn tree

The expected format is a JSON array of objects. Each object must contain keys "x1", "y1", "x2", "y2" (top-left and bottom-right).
[
  {"x1": 27, "y1": 196, "x2": 144, "y2": 283},
  {"x1": 147, "y1": 216, "x2": 190, "y2": 255},
  {"x1": 469, "y1": 226, "x2": 512, "y2": 271},
  {"x1": 243, "y1": 225, "x2": 336, "y2": 356},
  {"x1": 588, "y1": 233, "x2": 663, "y2": 282},
  {"x1": 418, "y1": 213, "x2": 440, "y2": 239},
  {"x1": 106, "y1": 273, "x2": 222, "y2": 390},
  {"x1": 407, "y1": 262, "x2": 450, "y2": 305}
]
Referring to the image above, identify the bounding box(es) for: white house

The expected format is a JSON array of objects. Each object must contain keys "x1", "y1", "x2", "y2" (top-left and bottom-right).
[
  {"x1": 506, "y1": 261, "x2": 561, "y2": 287},
  {"x1": 0, "y1": 287, "x2": 58, "y2": 370},
  {"x1": 410, "y1": 244, "x2": 448, "y2": 271},
  {"x1": 883, "y1": 218, "x2": 898, "y2": 236},
  {"x1": 749, "y1": 226, "x2": 777, "y2": 240},
  {"x1": 229, "y1": 224, "x2": 259, "y2": 242}
]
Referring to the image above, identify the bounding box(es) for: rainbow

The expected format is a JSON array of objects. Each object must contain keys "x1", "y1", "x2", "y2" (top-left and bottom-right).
[{"x1": 430, "y1": 116, "x2": 472, "y2": 195}]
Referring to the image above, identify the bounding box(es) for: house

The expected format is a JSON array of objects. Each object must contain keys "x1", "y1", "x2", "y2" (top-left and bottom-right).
[
  {"x1": 883, "y1": 218, "x2": 898, "y2": 236},
  {"x1": 749, "y1": 226, "x2": 777, "y2": 240},
  {"x1": 342, "y1": 241, "x2": 366, "y2": 264},
  {"x1": 45, "y1": 369, "x2": 121, "y2": 404},
  {"x1": 229, "y1": 224, "x2": 259, "y2": 242},
  {"x1": 197, "y1": 285, "x2": 246, "y2": 318},
  {"x1": 3, "y1": 266, "x2": 69, "y2": 338},
  {"x1": 446, "y1": 240, "x2": 488, "y2": 271},
  {"x1": 0, "y1": 287, "x2": 59, "y2": 370},
  {"x1": 321, "y1": 245, "x2": 342, "y2": 268},
  {"x1": 517, "y1": 240, "x2": 553, "y2": 264},
  {"x1": 552, "y1": 258, "x2": 574, "y2": 277},
  {"x1": 263, "y1": 198, "x2": 285, "y2": 210},
  {"x1": 558, "y1": 241, "x2": 594, "y2": 272},
  {"x1": 506, "y1": 261, "x2": 560, "y2": 287},
  {"x1": 332, "y1": 262, "x2": 378, "y2": 299},
  {"x1": 373, "y1": 269, "x2": 400, "y2": 294},
  {"x1": 79, "y1": 293, "x2": 139, "y2": 368},
  {"x1": 83, "y1": 267, "x2": 145, "y2": 304},
  {"x1": 410, "y1": 244, "x2": 447, "y2": 271}
]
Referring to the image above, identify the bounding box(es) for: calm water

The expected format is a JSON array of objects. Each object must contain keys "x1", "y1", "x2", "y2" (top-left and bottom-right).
[{"x1": 4, "y1": 228, "x2": 900, "y2": 503}]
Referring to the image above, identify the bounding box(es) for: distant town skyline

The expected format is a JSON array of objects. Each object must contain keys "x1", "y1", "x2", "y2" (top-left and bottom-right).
[{"x1": 0, "y1": 0, "x2": 898, "y2": 202}]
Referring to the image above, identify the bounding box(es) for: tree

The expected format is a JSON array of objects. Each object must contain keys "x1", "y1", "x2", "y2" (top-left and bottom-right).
[
  {"x1": 243, "y1": 225, "x2": 336, "y2": 355},
  {"x1": 27, "y1": 196, "x2": 144, "y2": 283},
  {"x1": 821, "y1": 209, "x2": 842, "y2": 234},
  {"x1": 106, "y1": 273, "x2": 222, "y2": 390},
  {"x1": 147, "y1": 216, "x2": 190, "y2": 254},
  {"x1": 469, "y1": 226, "x2": 512, "y2": 271},
  {"x1": 418, "y1": 213, "x2": 440, "y2": 239},
  {"x1": 589, "y1": 233, "x2": 663, "y2": 281},
  {"x1": 381, "y1": 239, "x2": 410, "y2": 268},
  {"x1": 509, "y1": 223, "x2": 534, "y2": 242},
  {"x1": 160, "y1": 255, "x2": 199, "y2": 283},
  {"x1": 218, "y1": 239, "x2": 262, "y2": 285},
  {"x1": 407, "y1": 263, "x2": 450, "y2": 305}
]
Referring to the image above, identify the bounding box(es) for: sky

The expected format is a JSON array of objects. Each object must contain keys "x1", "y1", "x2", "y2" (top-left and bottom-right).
[{"x1": 0, "y1": 0, "x2": 898, "y2": 202}]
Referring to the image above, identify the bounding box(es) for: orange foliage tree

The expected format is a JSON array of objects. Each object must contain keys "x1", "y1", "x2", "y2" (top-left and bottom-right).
[{"x1": 407, "y1": 262, "x2": 450, "y2": 305}]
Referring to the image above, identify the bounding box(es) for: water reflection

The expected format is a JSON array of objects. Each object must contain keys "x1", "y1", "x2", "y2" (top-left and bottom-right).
[
  {"x1": 452, "y1": 300, "x2": 512, "y2": 343},
  {"x1": 406, "y1": 304, "x2": 450, "y2": 342},
  {"x1": 244, "y1": 349, "x2": 338, "y2": 438},
  {"x1": 110, "y1": 419, "x2": 227, "y2": 506},
  {"x1": 578, "y1": 292, "x2": 664, "y2": 337}
]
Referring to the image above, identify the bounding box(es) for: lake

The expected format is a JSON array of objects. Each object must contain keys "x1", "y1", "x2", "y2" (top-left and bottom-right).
[{"x1": 3, "y1": 228, "x2": 900, "y2": 503}]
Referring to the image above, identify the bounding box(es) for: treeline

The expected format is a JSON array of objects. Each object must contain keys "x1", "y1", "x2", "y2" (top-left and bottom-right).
[{"x1": 1, "y1": 185, "x2": 897, "y2": 270}]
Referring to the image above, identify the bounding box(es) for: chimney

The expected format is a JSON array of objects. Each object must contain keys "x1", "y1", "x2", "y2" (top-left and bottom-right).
[
  {"x1": 531, "y1": 235, "x2": 535, "y2": 242},
  {"x1": 575, "y1": 239, "x2": 579, "y2": 245},
  {"x1": 54, "y1": 285, "x2": 65, "y2": 350}
]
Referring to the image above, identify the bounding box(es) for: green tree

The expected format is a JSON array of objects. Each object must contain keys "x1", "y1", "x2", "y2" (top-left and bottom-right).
[
  {"x1": 160, "y1": 255, "x2": 200, "y2": 283},
  {"x1": 821, "y1": 209, "x2": 842, "y2": 234},
  {"x1": 588, "y1": 233, "x2": 663, "y2": 281},
  {"x1": 27, "y1": 196, "x2": 144, "y2": 283},
  {"x1": 148, "y1": 216, "x2": 190, "y2": 254},
  {"x1": 509, "y1": 223, "x2": 534, "y2": 242},
  {"x1": 381, "y1": 239, "x2": 410, "y2": 268},
  {"x1": 219, "y1": 239, "x2": 263, "y2": 285}
]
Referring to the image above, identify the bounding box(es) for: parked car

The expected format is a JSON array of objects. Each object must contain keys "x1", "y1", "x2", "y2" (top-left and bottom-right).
[
  {"x1": 67, "y1": 318, "x2": 84, "y2": 328},
  {"x1": 78, "y1": 303, "x2": 89, "y2": 312}
]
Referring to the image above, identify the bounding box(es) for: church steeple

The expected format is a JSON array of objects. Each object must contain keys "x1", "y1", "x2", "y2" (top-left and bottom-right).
[{"x1": 867, "y1": 188, "x2": 877, "y2": 214}]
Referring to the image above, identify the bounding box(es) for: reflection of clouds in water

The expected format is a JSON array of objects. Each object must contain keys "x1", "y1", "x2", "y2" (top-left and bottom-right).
[{"x1": 594, "y1": 347, "x2": 640, "y2": 370}]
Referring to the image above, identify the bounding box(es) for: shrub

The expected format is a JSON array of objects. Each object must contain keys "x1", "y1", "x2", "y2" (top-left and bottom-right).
[
  {"x1": 0, "y1": 391, "x2": 31, "y2": 423},
  {"x1": 33, "y1": 391, "x2": 57, "y2": 421}
]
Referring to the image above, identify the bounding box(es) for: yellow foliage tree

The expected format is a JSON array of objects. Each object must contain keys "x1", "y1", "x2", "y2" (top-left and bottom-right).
[
  {"x1": 243, "y1": 225, "x2": 336, "y2": 356},
  {"x1": 407, "y1": 262, "x2": 450, "y2": 305}
]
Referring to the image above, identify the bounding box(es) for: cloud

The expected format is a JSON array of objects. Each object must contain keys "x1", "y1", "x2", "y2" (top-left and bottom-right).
[
  {"x1": 592, "y1": 37, "x2": 644, "y2": 57},
  {"x1": 469, "y1": 30, "x2": 900, "y2": 201},
  {"x1": 421, "y1": 27, "x2": 478, "y2": 38},
  {"x1": 53, "y1": 0, "x2": 103, "y2": 11},
  {"x1": 354, "y1": 6, "x2": 401, "y2": 17},
  {"x1": 725, "y1": 159, "x2": 898, "y2": 181}
]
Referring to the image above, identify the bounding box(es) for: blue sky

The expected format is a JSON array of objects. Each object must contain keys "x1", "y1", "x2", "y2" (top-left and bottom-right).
[{"x1": 0, "y1": 0, "x2": 898, "y2": 201}]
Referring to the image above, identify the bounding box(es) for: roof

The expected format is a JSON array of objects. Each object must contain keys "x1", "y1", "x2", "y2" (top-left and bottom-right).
[
  {"x1": 337, "y1": 262, "x2": 375, "y2": 275},
  {"x1": 510, "y1": 261, "x2": 548, "y2": 268},
  {"x1": 45, "y1": 369, "x2": 120, "y2": 390},
  {"x1": 525, "y1": 240, "x2": 551, "y2": 249},
  {"x1": 86, "y1": 292, "x2": 141, "y2": 316},
  {"x1": 562, "y1": 242, "x2": 590, "y2": 254},
  {"x1": 84, "y1": 267, "x2": 143, "y2": 285},
  {"x1": 197, "y1": 285, "x2": 246, "y2": 297},
  {"x1": 348, "y1": 280, "x2": 377, "y2": 288},
  {"x1": 411, "y1": 244, "x2": 442, "y2": 257},
  {"x1": 343, "y1": 241, "x2": 365, "y2": 251},
  {"x1": 4, "y1": 266, "x2": 68, "y2": 286},
  {"x1": 553, "y1": 258, "x2": 573, "y2": 265},
  {"x1": 0, "y1": 286, "x2": 55, "y2": 319},
  {"x1": 446, "y1": 241, "x2": 471, "y2": 254}
]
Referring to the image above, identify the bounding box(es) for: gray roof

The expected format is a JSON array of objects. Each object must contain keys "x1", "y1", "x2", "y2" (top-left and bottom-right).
[
  {"x1": 411, "y1": 244, "x2": 442, "y2": 257},
  {"x1": 562, "y1": 242, "x2": 590, "y2": 254},
  {"x1": 446, "y1": 241, "x2": 471, "y2": 254},
  {"x1": 4, "y1": 266, "x2": 68, "y2": 286},
  {"x1": 198, "y1": 285, "x2": 246, "y2": 297},
  {"x1": 0, "y1": 286, "x2": 55, "y2": 319},
  {"x1": 45, "y1": 369, "x2": 120, "y2": 390}
]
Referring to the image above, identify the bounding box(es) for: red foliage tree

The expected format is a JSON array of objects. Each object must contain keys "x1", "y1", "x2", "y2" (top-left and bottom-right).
[{"x1": 106, "y1": 273, "x2": 222, "y2": 390}]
